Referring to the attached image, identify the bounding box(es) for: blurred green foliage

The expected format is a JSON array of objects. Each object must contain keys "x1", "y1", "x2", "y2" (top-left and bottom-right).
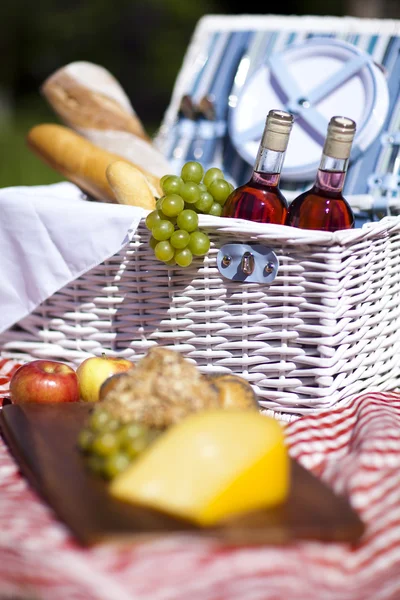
[
  {"x1": 0, "y1": 0, "x2": 223, "y2": 187},
  {"x1": 0, "y1": 0, "x2": 350, "y2": 188},
  {"x1": 0, "y1": 101, "x2": 64, "y2": 188}
]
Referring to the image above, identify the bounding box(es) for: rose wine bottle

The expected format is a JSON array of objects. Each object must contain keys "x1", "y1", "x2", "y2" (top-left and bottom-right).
[
  {"x1": 285, "y1": 116, "x2": 356, "y2": 231},
  {"x1": 222, "y1": 109, "x2": 294, "y2": 224}
]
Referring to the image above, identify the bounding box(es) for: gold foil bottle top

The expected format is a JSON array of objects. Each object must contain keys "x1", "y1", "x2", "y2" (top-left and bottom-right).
[
  {"x1": 262, "y1": 109, "x2": 294, "y2": 153},
  {"x1": 323, "y1": 116, "x2": 357, "y2": 160}
]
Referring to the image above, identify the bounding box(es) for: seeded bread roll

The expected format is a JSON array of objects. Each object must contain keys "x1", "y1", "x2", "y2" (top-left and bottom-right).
[{"x1": 99, "y1": 347, "x2": 221, "y2": 429}]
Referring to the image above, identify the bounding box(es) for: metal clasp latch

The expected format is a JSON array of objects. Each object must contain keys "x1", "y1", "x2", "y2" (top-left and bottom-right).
[
  {"x1": 241, "y1": 251, "x2": 255, "y2": 275},
  {"x1": 217, "y1": 243, "x2": 279, "y2": 283}
]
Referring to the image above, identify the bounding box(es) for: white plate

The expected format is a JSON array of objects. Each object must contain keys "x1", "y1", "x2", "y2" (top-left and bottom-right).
[{"x1": 228, "y1": 38, "x2": 389, "y2": 181}]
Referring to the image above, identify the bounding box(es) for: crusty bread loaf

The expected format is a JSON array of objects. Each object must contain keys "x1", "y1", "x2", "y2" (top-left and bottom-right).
[
  {"x1": 26, "y1": 123, "x2": 160, "y2": 207},
  {"x1": 41, "y1": 62, "x2": 151, "y2": 140},
  {"x1": 106, "y1": 161, "x2": 157, "y2": 210},
  {"x1": 40, "y1": 62, "x2": 172, "y2": 179}
]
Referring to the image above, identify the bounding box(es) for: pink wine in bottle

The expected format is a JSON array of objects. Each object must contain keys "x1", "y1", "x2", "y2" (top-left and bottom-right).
[
  {"x1": 286, "y1": 116, "x2": 356, "y2": 231},
  {"x1": 222, "y1": 109, "x2": 294, "y2": 224}
]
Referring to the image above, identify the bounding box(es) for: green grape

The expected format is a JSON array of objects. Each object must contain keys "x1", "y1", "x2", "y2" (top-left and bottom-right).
[
  {"x1": 154, "y1": 240, "x2": 174, "y2": 262},
  {"x1": 160, "y1": 174, "x2": 174, "y2": 188},
  {"x1": 162, "y1": 214, "x2": 177, "y2": 225},
  {"x1": 85, "y1": 454, "x2": 106, "y2": 476},
  {"x1": 198, "y1": 182, "x2": 207, "y2": 192},
  {"x1": 180, "y1": 181, "x2": 201, "y2": 205},
  {"x1": 209, "y1": 202, "x2": 223, "y2": 216},
  {"x1": 174, "y1": 247, "x2": 193, "y2": 267},
  {"x1": 188, "y1": 231, "x2": 211, "y2": 256},
  {"x1": 91, "y1": 431, "x2": 119, "y2": 457},
  {"x1": 89, "y1": 409, "x2": 111, "y2": 432},
  {"x1": 77, "y1": 428, "x2": 94, "y2": 452},
  {"x1": 156, "y1": 209, "x2": 169, "y2": 220},
  {"x1": 208, "y1": 178, "x2": 231, "y2": 205},
  {"x1": 161, "y1": 175, "x2": 183, "y2": 195},
  {"x1": 170, "y1": 229, "x2": 190, "y2": 249},
  {"x1": 149, "y1": 235, "x2": 158, "y2": 250},
  {"x1": 181, "y1": 160, "x2": 204, "y2": 183},
  {"x1": 165, "y1": 258, "x2": 176, "y2": 267},
  {"x1": 124, "y1": 445, "x2": 140, "y2": 460},
  {"x1": 127, "y1": 431, "x2": 151, "y2": 455},
  {"x1": 195, "y1": 191, "x2": 214, "y2": 214},
  {"x1": 228, "y1": 181, "x2": 235, "y2": 193},
  {"x1": 203, "y1": 167, "x2": 224, "y2": 187},
  {"x1": 152, "y1": 220, "x2": 175, "y2": 241},
  {"x1": 177, "y1": 209, "x2": 198, "y2": 232},
  {"x1": 156, "y1": 196, "x2": 165, "y2": 211},
  {"x1": 118, "y1": 422, "x2": 149, "y2": 446},
  {"x1": 103, "y1": 452, "x2": 131, "y2": 479},
  {"x1": 160, "y1": 194, "x2": 184, "y2": 217},
  {"x1": 103, "y1": 418, "x2": 120, "y2": 432},
  {"x1": 145, "y1": 209, "x2": 162, "y2": 231}
]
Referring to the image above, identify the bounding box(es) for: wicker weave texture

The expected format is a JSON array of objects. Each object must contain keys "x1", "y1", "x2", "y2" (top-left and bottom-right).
[{"x1": 2, "y1": 216, "x2": 400, "y2": 415}]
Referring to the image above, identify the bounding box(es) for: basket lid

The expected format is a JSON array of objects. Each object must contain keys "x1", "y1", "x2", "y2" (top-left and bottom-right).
[
  {"x1": 155, "y1": 15, "x2": 400, "y2": 222},
  {"x1": 228, "y1": 37, "x2": 389, "y2": 181}
]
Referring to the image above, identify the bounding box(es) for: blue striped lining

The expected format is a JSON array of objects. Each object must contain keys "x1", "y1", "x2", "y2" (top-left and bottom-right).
[{"x1": 162, "y1": 25, "x2": 400, "y2": 226}]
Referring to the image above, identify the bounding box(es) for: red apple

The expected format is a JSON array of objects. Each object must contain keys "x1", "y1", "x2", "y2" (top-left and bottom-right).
[
  {"x1": 77, "y1": 353, "x2": 134, "y2": 403},
  {"x1": 9, "y1": 360, "x2": 80, "y2": 404}
]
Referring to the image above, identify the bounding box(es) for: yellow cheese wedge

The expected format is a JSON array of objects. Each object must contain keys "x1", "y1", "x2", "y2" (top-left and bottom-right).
[{"x1": 110, "y1": 409, "x2": 290, "y2": 526}]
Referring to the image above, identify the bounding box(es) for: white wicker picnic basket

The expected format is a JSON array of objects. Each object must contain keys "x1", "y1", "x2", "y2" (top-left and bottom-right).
[
  {"x1": 2, "y1": 214, "x2": 400, "y2": 418},
  {"x1": 1, "y1": 14, "x2": 400, "y2": 418}
]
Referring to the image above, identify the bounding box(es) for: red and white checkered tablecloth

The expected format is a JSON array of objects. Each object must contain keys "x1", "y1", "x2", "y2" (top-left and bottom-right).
[{"x1": 0, "y1": 358, "x2": 399, "y2": 600}]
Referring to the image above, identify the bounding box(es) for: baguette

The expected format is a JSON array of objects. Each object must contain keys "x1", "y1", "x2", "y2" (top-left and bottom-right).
[
  {"x1": 106, "y1": 161, "x2": 156, "y2": 210},
  {"x1": 26, "y1": 123, "x2": 161, "y2": 206},
  {"x1": 41, "y1": 62, "x2": 151, "y2": 141},
  {"x1": 40, "y1": 61, "x2": 172, "y2": 179}
]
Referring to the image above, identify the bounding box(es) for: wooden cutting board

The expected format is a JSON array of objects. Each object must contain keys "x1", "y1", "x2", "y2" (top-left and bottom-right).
[{"x1": 0, "y1": 402, "x2": 365, "y2": 547}]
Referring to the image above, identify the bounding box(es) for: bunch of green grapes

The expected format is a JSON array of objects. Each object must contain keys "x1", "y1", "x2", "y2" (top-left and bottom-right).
[
  {"x1": 77, "y1": 406, "x2": 161, "y2": 480},
  {"x1": 146, "y1": 162, "x2": 234, "y2": 267}
]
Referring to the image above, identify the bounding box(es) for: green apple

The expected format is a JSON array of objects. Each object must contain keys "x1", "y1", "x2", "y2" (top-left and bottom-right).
[{"x1": 77, "y1": 354, "x2": 134, "y2": 402}]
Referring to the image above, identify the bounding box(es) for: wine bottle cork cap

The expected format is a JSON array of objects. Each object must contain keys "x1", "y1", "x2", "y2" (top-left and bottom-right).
[
  {"x1": 262, "y1": 109, "x2": 294, "y2": 152},
  {"x1": 324, "y1": 116, "x2": 356, "y2": 160}
]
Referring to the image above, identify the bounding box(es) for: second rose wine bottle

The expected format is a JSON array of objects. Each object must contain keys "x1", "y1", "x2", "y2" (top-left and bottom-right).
[
  {"x1": 222, "y1": 109, "x2": 294, "y2": 224},
  {"x1": 285, "y1": 116, "x2": 356, "y2": 231}
]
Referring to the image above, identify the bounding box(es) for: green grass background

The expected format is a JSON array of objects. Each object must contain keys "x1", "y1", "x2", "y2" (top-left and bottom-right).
[
  {"x1": 0, "y1": 96, "x2": 161, "y2": 190},
  {"x1": 0, "y1": 98, "x2": 65, "y2": 189}
]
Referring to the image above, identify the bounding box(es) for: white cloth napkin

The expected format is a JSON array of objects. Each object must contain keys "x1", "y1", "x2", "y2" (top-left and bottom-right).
[{"x1": 0, "y1": 182, "x2": 146, "y2": 334}]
